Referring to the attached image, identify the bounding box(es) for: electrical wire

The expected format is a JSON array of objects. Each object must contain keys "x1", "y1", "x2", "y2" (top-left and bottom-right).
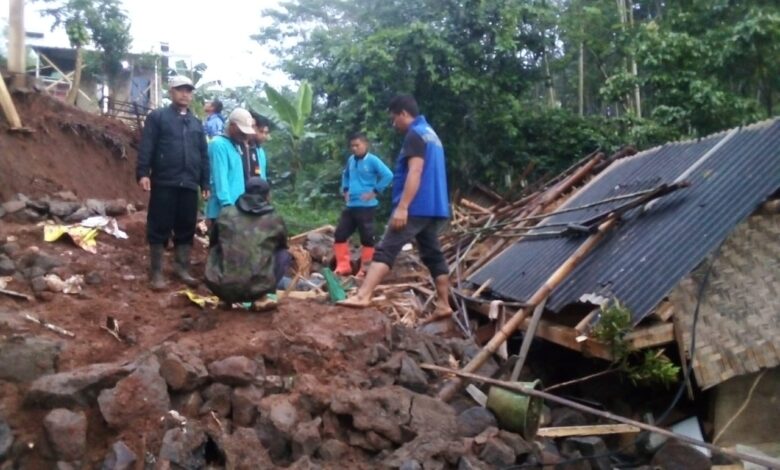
[{"x1": 500, "y1": 242, "x2": 725, "y2": 469}]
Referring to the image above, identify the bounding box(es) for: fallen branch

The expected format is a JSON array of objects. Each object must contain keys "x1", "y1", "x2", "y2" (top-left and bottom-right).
[
  {"x1": 0, "y1": 287, "x2": 33, "y2": 301},
  {"x1": 422, "y1": 364, "x2": 780, "y2": 469},
  {"x1": 22, "y1": 313, "x2": 75, "y2": 338}
]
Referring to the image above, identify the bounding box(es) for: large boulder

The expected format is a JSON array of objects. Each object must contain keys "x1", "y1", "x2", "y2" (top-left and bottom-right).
[
  {"x1": 157, "y1": 343, "x2": 208, "y2": 392},
  {"x1": 97, "y1": 358, "x2": 170, "y2": 428},
  {"x1": 199, "y1": 383, "x2": 232, "y2": 418},
  {"x1": 218, "y1": 427, "x2": 274, "y2": 469},
  {"x1": 457, "y1": 407, "x2": 498, "y2": 438},
  {"x1": 231, "y1": 385, "x2": 265, "y2": 426},
  {"x1": 291, "y1": 418, "x2": 322, "y2": 460},
  {"x1": 331, "y1": 385, "x2": 457, "y2": 447},
  {"x1": 0, "y1": 335, "x2": 61, "y2": 382},
  {"x1": 158, "y1": 424, "x2": 207, "y2": 469},
  {"x1": 43, "y1": 409, "x2": 87, "y2": 461},
  {"x1": 26, "y1": 362, "x2": 132, "y2": 407},
  {"x1": 48, "y1": 201, "x2": 82, "y2": 219},
  {"x1": 207, "y1": 356, "x2": 258, "y2": 386}
]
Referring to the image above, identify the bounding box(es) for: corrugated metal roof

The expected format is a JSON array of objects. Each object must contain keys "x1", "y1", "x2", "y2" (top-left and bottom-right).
[{"x1": 469, "y1": 119, "x2": 780, "y2": 324}]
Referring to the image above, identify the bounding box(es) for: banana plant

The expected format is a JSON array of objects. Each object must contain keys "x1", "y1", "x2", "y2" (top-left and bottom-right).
[{"x1": 259, "y1": 81, "x2": 320, "y2": 186}]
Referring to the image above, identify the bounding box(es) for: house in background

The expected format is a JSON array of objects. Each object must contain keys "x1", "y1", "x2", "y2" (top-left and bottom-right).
[{"x1": 28, "y1": 44, "x2": 162, "y2": 127}]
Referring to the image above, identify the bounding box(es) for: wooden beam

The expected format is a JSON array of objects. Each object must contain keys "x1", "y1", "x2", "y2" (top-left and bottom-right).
[
  {"x1": 527, "y1": 317, "x2": 614, "y2": 360},
  {"x1": 467, "y1": 301, "x2": 674, "y2": 360},
  {"x1": 289, "y1": 224, "x2": 334, "y2": 243},
  {"x1": 0, "y1": 76, "x2": 23, "y2": 129},
  {"x1": 652, "y1": 301, "x2": 675, "y2": 322},
  {"x1": 759, "y1": 199, "x2": 780, "y2": 215},
  {"x1": 624, "y1": 322, "x2": 674, "y2": 350},
  {"x1": 537, "y1": 424, "x2": 640, "y2": 438}
]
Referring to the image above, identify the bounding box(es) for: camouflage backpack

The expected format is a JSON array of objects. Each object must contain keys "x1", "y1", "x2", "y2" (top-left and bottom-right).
[{"x1": 205, "y1": 205, "x2": 287, "y2": 303}]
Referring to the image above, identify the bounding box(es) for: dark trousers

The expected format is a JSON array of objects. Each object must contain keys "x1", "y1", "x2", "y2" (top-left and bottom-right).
[
  {"x1": 334, "y1": 207, "x2": 376, "y2": 246},
  {"x1": 373, "y1": 217, "x2": 449, "y2": 278},
  {"x1": 274, "y1": 249, "x2": 292, "y2": 284},
  {"x1": 146, "y1": 186, "x2": 199, "y2": 246}
]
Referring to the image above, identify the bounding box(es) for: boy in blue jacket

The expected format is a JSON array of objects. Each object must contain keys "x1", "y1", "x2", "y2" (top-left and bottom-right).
[{"x1": 334, "y1": 132, "x2": 393, "y2": 276}]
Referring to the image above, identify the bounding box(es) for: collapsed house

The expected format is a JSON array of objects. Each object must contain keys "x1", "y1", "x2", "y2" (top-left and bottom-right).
[{"x1": 458, "y1": 117, "x2": 780, "y2": 453}]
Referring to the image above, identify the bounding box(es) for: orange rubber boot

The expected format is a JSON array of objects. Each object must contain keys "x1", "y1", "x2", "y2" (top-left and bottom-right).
[
  {"x1": 333, "y1": 242, "x2": 353, "y2": 275},
  {"x1": 357, "y1": 246, "x2": 375, "y2": 277}
]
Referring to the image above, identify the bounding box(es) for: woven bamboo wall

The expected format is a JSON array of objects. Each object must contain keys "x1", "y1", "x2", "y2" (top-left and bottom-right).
[{"x1": 670, "y1": 212, "x2": 780, "y2": 389}]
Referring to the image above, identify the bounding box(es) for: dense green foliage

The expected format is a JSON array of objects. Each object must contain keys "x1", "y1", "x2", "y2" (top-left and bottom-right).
[{"x1": 251, "y1": 0, "x2": 778, "y2": 205}]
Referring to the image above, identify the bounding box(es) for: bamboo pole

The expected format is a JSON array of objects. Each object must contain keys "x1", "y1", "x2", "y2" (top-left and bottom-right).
[
  {"x1": 438, "y1": 182, "x2": 689, "y2": 402},
  {"x1": 464, "y1": 153, "x2": 604, "y2": 278},
  {"x1": 510, "y1": 298, "x2": 547, "y2": 381},
  {"x1": 424, "y1": 364, "x2": 780, "y2": 470},
  {"x1": 0, "y1": 75, "x2": 23, "y2": 129},
  {"x1": 438, "y1": 216, "x2": 618, "y2": 401}
]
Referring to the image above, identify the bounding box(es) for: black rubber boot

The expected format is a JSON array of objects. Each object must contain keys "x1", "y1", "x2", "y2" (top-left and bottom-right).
[
  {"x1": 149, "y1": 244, "x2": 167, "y2": 291},
  {"x1": 174, "y1": 244, "x2": 198, "y2": 287}
]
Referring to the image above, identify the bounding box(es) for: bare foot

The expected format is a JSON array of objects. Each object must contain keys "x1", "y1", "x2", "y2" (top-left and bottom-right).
[
  {"x1": 433, "y1": 302, "x2": 454, "y2": 317},
  {"x1": 338, "y1": 295, "x2": 372, "y2": 308}
]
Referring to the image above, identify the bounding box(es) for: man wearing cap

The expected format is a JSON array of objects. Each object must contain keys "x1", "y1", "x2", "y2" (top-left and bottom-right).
[
  {"x1": 136, "y1": 75, "x2": 210, "y2": 291},
  {"x1": 205, "y1": 177, "x2": 289, "y2": 307},
  {"x1": 206, "y1": 108, "x2": 257, "y2": 222}
]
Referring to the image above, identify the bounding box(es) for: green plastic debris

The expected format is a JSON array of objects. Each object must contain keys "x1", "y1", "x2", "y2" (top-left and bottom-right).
[{"x1": 322, "y1": 268, "x2": 346, "y2": 302}]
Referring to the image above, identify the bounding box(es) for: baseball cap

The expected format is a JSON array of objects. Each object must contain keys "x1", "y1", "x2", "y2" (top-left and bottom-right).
[
  {"x1": 169, "y1": 75, "x2": 194, "y2": 90},
  {"x1": 228, "y1": 108, "x2": 256, "y2": 135},
  {"x1": 245, "y1": 177, "x2": 270, "y2": 197}
]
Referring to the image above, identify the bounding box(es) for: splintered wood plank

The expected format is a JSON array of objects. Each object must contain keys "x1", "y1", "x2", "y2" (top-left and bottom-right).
[
  {"x1": 528, "y1": 318, "x2": 613, "y2": 360},
  {"x1": 625, "y1": 323, "x2": 674, "y2": 350},
  {"x1": 652, "y1": 301, "x2": 675, "y2": 322},
  {"x1": 537, "y1": 424, "x2": 640, "y2": 438}
]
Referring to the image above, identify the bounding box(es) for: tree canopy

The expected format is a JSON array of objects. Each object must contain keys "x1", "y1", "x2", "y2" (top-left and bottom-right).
[{"x1": 254, "y1": 0, "x2": 779, "y2": 193}]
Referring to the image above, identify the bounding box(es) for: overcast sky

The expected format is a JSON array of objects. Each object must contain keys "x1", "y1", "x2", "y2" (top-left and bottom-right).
[{"x1": 0, "y1": 0, "x2": 291, "y2": 88}]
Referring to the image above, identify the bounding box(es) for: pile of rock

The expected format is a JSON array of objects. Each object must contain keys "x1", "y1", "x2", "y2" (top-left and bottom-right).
[
  {"x1": 0, "y1": 192, "x2": 134, "y2": 224},
  {"x1": 0, "y1": 321, "x2": 718, "y2": 469}
]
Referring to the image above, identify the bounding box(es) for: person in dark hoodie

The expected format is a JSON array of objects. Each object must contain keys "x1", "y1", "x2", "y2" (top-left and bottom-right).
[{"x1": 205, "y1": 177, "x2": 290, "y2": 306}]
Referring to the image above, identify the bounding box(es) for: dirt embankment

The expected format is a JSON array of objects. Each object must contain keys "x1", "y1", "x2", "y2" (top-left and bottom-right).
[{"x1": 0, "y1": 90, "x2": 145, "y2": 203}]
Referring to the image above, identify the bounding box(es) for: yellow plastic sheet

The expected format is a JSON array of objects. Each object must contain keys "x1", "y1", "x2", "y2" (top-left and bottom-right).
[
  {"x1": 179, "y1": 289, "x2": 219, "y2": 309},
  {"x1": 43, "y1": 225, "x2": 100, "y2": 253}
]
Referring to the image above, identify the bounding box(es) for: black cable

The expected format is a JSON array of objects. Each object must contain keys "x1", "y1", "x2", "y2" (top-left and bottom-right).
[{"x1": 500, "y1": 243, "x2": 724, "y2": 470}]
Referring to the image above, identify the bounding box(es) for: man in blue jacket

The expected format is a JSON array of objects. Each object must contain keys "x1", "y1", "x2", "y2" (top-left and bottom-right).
[
  {"x1": 341, "y1": 96, "x2": 452, "y2": 316},
  {"x1": 333, "y1": 132, "x2": 393, "y2": 276},
  {"x1": 136, "y1": 76, "x2": 210, "y2": 291},
  {"x1": 206, "y1": 108, "x2": 257, "y2": 222}
]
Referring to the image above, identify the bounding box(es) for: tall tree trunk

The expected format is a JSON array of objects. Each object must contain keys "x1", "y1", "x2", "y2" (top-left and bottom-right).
[
  {"x1": 543, "y1": 50, "x2": 556, "y2": 108},
  {"x1": 627, "y1": 0, "x2": 641, "y2": 117},
  {"x1": 578, "y1": 41, "x2": 585, "y2": 117},
  {"x1": 66, "y1": 46, "x2": 83, "y2": 105}
]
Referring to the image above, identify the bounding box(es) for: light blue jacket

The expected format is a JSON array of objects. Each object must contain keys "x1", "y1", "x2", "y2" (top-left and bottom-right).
[
  {"x1": 341, "y1": 153, "x2": 393, "y2": 208},
  {"x1": 206, "y1": 135, "x2": 245, "y2": 219},
  {"x1": 204, "y1": 114, "x2": 225, "y2": 139},
  {"x1": 255, "y1": 146, "x2": 268, "y2": 180}
]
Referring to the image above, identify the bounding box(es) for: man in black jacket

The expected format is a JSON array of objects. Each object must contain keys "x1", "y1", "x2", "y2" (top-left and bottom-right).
[{"x1": 136, "y1": 76, "x2": 210, "y2": 290}]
